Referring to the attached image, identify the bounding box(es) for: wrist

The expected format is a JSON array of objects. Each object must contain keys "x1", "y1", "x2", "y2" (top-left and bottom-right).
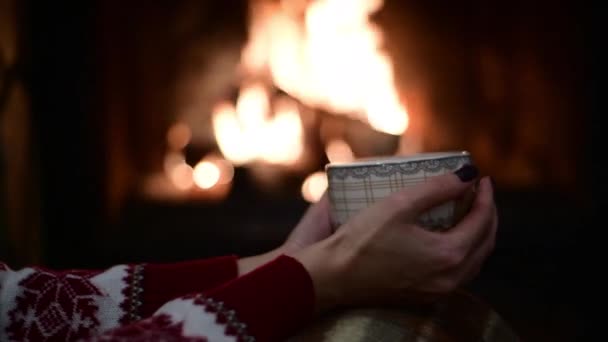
[
  {"x1": 290, "y1": 235, "x2": 345, "y2": 314},
  {"x1": 208, "y1": 254, "x2": 317, "y2": 342},
  {"x1": 237, "y1": 248, "x2": 284, "y2": 276}
]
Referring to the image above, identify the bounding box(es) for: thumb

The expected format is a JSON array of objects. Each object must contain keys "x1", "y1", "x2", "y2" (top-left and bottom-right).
[
  {"x1": 385, "y1": 164, "x2": 479, "y2": 218},
  {"x1": 299, "y1": 192, "x2": 331, "y2": 226},
  {"x1": 285, "y1": 192, "x2": 333, "y2": 250}
]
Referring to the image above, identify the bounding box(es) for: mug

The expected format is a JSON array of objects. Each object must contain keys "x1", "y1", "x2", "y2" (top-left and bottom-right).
[{"x1": 326, "y1": 151, "x2": 475, "y2": 230}]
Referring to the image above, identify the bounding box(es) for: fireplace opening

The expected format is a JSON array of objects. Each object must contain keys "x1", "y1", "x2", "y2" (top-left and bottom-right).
[
  {"x1": 142, "y1": 0, "x2": 412, "y2": 207},
  {"x1": 2, "y1": 0, "x2": 593, "y2": 261}
]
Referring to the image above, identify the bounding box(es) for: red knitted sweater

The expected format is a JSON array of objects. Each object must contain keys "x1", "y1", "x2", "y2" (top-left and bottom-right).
[{"x1": 0, "y1": 255, "x2": 315, "y2": 341}]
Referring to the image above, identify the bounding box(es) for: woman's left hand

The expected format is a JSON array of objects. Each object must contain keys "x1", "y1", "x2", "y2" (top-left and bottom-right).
[
  {"x1": 282, "y1": 193, "x2": 333, "y2": 254},
  {"x1": 238, "y1": 193, "x2": 333, "y2": 275}
]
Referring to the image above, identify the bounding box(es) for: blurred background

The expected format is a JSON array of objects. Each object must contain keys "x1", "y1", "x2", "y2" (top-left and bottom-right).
[{"x1": 0, "y1": 0, "x2": 598, "y2": 340}]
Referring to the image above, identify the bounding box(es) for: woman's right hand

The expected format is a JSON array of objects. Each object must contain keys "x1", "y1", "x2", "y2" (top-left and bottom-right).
[{"x1": 292, "y1": 166, "x2": 497, "y2": 312}]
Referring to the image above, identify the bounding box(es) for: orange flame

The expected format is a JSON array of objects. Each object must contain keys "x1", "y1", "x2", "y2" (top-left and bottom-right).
[
  {"x1": 212, "y1": 84, "x2": 303, "y2": 166},
  {"x1": 164, "y1": 152, "x2": 194, "y2": 190},
  {"x1": 193, "y1": 161, "x2": 221, "y2": 189},
  {"x1": 241, "y1": 0, "x2": 408, "y2": 135},
  {"x1": 203, "y1": 0, "x2": 410, "y2": 202}
]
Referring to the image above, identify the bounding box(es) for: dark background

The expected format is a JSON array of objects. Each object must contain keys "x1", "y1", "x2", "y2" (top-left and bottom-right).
[{"x1": 1, "y1": 0, "x2": 599, "y2": 340}]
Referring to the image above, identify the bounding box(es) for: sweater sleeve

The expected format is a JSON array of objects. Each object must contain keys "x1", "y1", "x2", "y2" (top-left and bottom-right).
[
  {"x1": 89, "y1": 254, "x2": 316, "y2": 342},
  {"x1": 0, "y1": 256, "x2": 238, "y2": 341}
]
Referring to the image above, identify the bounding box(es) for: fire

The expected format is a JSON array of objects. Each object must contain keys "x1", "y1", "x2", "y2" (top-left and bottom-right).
[
  {"x1": 212, "y1": 101, "x2": 256, "y2": 165},
  {"x1": 193, "y1": 161, "x2": 221, "y2": 189},
  {"x1": 259, "y1": 98, "x2": 303, "y2": 164},
  {"x1": 193, "y1": 154, "x2": 235, "y2": 189},
  {"x1": 241, "y1": 0, "x2": 408, "y2": 135},
  {"x1": 236, "y1": 82, "x2": 269, "y2": 130},
  {"x1": 164, "y1": 153, "x2": 194, "y2": 191},
  {"x1": 212, "y1": 83, "x2": 303, "y2": 166},
  {"x1": 210, "y1": 0, "x2": 408, "y2": 201},
  {"x1": 159, "y1": 0, "x2": 409, "y2": 202}
]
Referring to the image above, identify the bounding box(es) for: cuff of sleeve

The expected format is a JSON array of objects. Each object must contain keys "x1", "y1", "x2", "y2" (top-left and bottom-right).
[
  {"x1": 141, "y1": 255, "x2": 238, "y2": 318},
  {"x1": 205, "y1": 254, "x2": 315, "y2": 342}
]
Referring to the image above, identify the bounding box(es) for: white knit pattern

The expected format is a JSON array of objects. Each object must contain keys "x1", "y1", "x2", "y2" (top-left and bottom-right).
[
  {"x1": 89, "y1": 265, "x2": 129, "y2": 333},
  {"x1": 155, "y1": 297, "x2": 237, "y2": 342},
  {"x1": 0, "y1": 266, "x2": 36, "y2": 341}
]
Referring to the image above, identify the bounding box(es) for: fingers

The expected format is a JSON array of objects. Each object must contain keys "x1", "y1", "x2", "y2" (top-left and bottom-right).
[
  {"x1": 285, "y1": 192, "x2": 333, "y2": 251},
  {"x1": 310, "y1": 192, "x2": 331, "y2": 215},
  {"x1": 300, "y1": 192, "x2": 331, "y2": 222},
  {"x1": 446, "y1": 177, "x2": 494, "y2": 253},
  {"x1": 428, "y1": 179, "x2": 496, "y2": 290},
  {"x1": 304, "y1": 194, "x2": 332, "y2": 230},
  {"x1": 382, "y1": 164, "x2": 479, "y2": 219},
  {"x1": 460, "y1": 202, "x2": 498, "y2": 284}
]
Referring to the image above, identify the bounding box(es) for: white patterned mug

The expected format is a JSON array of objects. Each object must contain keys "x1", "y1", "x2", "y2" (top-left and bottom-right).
[{"x1": 326, "y1": 151, "x2": 475, "y2": 231}]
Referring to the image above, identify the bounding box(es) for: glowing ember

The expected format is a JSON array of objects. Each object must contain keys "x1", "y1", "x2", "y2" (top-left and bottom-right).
[
  {"x1": 301, "y1": 171, "x2": 328, "y2": 203},
  {"x1": 192, "y1": 161, "x2": 220, "y2": 189},
  {"x1": 193, "y1": 155, "x2": 235, "y2": 190},
  {"x1": 210, "y1": 157, "x2": 235, "y2": 185},
  {"x1": 169, "y1": 163, "x2": 194, "y2": 190}
]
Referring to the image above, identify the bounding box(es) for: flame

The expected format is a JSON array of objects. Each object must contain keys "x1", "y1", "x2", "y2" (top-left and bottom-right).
[
  {"x1": 212, "y1": 101, "x2": 256, "y2": 165},
  {"x1": 301, "y1": 171, "x2": 328, "y2": 203},
  {"x1": 193, "y1": 161, "x2": 221, "y2": 189},
  {"x1": 236, "y1": 82, "x2": 269, "y2": 129},
  {"x1": 212, "y1": 84, "x2": 303, "y2": 166},
  {"x1": 205, "y1": 0, "x2": 410, "y2": 202},
  {"x1": 193, "y1": 155, "x2": 235, "y2": 190},
  {"x1": 259, "y1": 98, "x2": 303, "y2": 164},
  {"x1": 241, "y1": 0, "x2": 408, "y2": 135}
]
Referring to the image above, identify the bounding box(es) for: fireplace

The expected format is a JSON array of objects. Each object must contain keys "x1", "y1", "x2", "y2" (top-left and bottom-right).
[
  {"x1": 100, "y1": 0, "x2": 590, "y2": 209},
  {"x1": 91, "y1": 0, "x2": 591, "y2": 272},
  {"x1": 1, "y1": 0, "x2": 592, "y2": 266},
  {"x1": 138, "y1": 0, "x2": 412, "y2": 207}
]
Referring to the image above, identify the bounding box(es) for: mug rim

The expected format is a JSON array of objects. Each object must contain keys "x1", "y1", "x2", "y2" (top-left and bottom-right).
[{"x1": 325, "y1": 151, "x2": 470, "y2": 169}]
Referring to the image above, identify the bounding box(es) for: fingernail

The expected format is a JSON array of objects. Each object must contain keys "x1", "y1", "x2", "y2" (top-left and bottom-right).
[{"x1": 454, "y1": 164, "x2": 479, "y2": 182}]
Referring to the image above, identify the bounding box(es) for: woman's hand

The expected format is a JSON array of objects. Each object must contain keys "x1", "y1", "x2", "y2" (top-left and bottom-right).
[
  {"x1": 282, "y1": 193, "x2": 333, "y2": 254},
  {"x1": 238, "y1": 194, "x2": 333, "y2": 275},
  {"x1": 293, "y1": 167, "x2": 497, "y2": 312}
]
